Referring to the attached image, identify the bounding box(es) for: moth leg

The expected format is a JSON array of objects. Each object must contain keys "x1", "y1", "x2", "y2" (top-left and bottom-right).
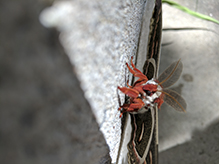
[
  {"x1": 118, "y1": 86, "x2": 139, "y2": 98},
  {"x1": 154, "y1": 97, "x2": 164, "y2": 109},
  {"x1": 126, "y1": 56, "x2": 148, "y2": 81},
  {"x1": 123, "y1": 98, "x2": 145, "y2": 112}
]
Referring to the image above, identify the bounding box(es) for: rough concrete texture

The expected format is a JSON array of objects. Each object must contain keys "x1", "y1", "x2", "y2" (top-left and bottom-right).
[
  {"x1": 40, "y1": 0, "x2": 148, "y2": 162},
  {"x1": 159, "y1": 0, "x2": 219, "y2": 163},
  {"x1": 0, "y1": 0, "x2": 110, "y2": 164}
]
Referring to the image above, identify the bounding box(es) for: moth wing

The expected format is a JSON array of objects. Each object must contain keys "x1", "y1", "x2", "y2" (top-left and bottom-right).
[
  {"x1": 158, "y1": 60, "x2": 183, "y2": 88},
  {"x1": 162, "y1": 88, "x2": 187, "y2": 112}
]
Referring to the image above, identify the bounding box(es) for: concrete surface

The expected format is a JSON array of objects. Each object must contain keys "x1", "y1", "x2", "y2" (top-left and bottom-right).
[
  {"x1": 40, "y1": 0, "x2": 148, "y2": 163},
  {"x1": 159, "y1": 0, "x2": 219, "y2": 163}
]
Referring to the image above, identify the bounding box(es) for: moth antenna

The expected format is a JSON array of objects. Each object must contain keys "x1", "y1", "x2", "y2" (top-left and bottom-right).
[{"x1": 159, "y1": 59, "x2": 181, "y2": 86}]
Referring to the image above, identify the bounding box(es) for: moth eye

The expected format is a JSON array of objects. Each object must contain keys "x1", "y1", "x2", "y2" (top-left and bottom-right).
[{"x1": 144, "y1": 90, "x2": 153, "y2": 96}]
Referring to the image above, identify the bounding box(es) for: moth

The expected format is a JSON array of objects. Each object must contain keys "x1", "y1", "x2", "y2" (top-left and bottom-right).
[
  {"x1": 118, "y1": 56, "x2": 187, "y2": 118},
  {"x1": 116, "y1": 0, "x2": 164, "y2": 163}
]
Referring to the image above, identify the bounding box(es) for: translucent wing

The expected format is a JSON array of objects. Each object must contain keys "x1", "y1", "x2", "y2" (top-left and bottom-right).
[
  {"x1": 158, "y1": 59, "x2": 183, "y2": 88},
  {"x1": 162, "y1": 88, "x2": 187, "y2": 112}
]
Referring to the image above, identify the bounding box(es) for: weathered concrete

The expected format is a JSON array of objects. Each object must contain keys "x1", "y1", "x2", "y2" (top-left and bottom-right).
[
  {"x1": 159, "y1": 0, "x2": 219, "y2": 163},
  {"x1": 40, "y1": 0, "x2": 148, "y2": 162}
]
